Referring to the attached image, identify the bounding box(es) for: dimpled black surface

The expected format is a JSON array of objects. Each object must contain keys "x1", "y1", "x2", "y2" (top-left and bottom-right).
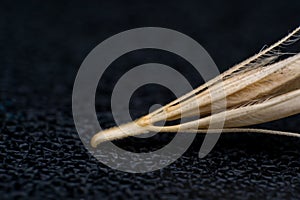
[{"x1": 1, "y1": 1, "x2": 300, "y2": 199}]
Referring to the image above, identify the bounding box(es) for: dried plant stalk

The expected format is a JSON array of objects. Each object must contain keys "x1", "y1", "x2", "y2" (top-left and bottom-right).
[{"x1": 91, "y1": 27, "x2": 300, "y2": 147}]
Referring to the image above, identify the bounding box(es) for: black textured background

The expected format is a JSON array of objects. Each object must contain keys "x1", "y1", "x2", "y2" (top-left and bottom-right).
[{"x1": 1, "y1": 0, "x2": 300, "y2": 199}]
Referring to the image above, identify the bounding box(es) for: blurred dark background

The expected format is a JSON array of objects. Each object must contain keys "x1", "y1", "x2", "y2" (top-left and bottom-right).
[{"x1": 0, "y1": 0, "x2": 300, "y2": 199}]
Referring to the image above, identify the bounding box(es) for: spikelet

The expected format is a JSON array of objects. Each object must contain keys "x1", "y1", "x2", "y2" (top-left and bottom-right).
[{"x1": 91, "y1": 27, "x2": 300, "y2": 148}]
